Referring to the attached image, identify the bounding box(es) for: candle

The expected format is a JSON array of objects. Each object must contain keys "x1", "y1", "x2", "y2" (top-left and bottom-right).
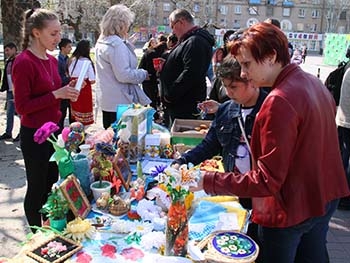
[{"x1": 75, "y1": 60, "x2": 89, "y2": 92}]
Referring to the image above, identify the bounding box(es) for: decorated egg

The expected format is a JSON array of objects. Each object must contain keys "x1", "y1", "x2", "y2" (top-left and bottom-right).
[
  {"x1": 65, "y1": 131, "x2": 84, "y2": 152},
  {"x1": 69, "y1": 122, "x2": 84, "y2": 133}
]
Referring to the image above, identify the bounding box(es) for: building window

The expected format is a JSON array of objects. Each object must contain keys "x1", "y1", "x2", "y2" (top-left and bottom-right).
[
  {"x1": 298, "y1": 9, "x2": 306, "y2": 18},
  {"x1": 176, "y1": 2, "x2": 184, "y2": 9},
  {"x1": 249, "y1": 7, "x2": 258, "y2": 15},
  {"x1": 163, "y1": 17, "x2": 168, "y2": 25},
  {"x1": 219, "y1": 5, "x2": 228, "y2": 15},
  {"x1": 340, "y1": 11, "x2": 346, "y2": 20},
  {"x1": 312, "y1": 0, "x2": 320, "y2": 4},
  {"x1": 234, "y1": 5, "x2": 242, "y2": 14},
  {"x1": 163, "y1": 3, "x2": 171, "y2": 12},
  {"x1": 220, "y1": 18, "x2": 227, "y2": 27},
  {"x1": 267, "y1": 0, "x2": 277, "y2": 5},
  {"x1": 266, "y1": 6, "x2": 274, "y2": 16},
  {"x1": 233, "y1": 19, "x2": 240, "y2": 28},
  {"x1": 193, "y1": 3, "x2": 200, "y2": 13},
  {"x1": 281, "y1": 20, "x2": 292, "y2": 31},
  {"x1": 311, "y1": 10, "x2": 320, "y2": 18},
  {"x1": 309, "y1": 24, "x2": 317, "y2": 32},
  {"x1": 283, "y1": 8, "x2": 290, "y2": 17},
  {"x1": 296, "y1": 23, "x2": 304, "y2": 31}
]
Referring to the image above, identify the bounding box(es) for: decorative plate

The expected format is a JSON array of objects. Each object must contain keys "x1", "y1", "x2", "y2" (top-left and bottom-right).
[{"x1": 211, "y1": 231, "x2": 257, "y2": 259}]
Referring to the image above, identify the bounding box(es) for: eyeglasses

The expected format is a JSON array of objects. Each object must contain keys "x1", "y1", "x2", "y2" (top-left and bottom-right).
[
  {"x1": 171, "y1": 20, "x2": 180, "y2": 30},
  {"x1": 228, "y1": 28, "x2": 246, "y2": 42}
]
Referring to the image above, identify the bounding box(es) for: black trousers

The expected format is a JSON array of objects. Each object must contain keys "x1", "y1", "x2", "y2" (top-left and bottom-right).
[
  {"x1": 58, "y1": 99, "x2": 73, "y2": 129},
  {"x1": 20, "y1": 126, "x2": 58, "y2": 231},
  {"x1": 102, "y1": 111, "x2": 116, "y2": 130}
]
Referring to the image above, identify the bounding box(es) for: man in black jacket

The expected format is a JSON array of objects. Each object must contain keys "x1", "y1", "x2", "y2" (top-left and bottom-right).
[
  {"x1": 160, "y1": 9, "x2": 215, "y2": 128},
  {"x1": 0, "y1": 42, "x2": 19, "y2": 141}
]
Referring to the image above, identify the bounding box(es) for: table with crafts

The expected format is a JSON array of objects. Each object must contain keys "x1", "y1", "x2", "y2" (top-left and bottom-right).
[{"x1": 4, "y1": 105, "x2": 258, "y2": 263}]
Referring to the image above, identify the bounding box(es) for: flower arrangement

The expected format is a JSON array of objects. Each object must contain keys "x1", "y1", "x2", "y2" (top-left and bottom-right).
[
  {"x1": 40, "y1": 187, "x2": 69, "y2": 220},
  {"x1": 154, "y1": 165, "x2": 196, "y2": 209},
  {"x1": 90, "y1": 142, "x2": 116, "y2": 188},
  {"x1": 40, "y1": 240, "x2": 67, "y2": 259},
  {"x1": 34, "y1": 121, "x2": 85, "y2": 178},
  {"x1": 153, "y1": 164, "x2": 198, "y2": 256}
]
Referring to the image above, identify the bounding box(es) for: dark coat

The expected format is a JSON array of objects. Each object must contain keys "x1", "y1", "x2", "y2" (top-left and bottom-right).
[{"x1": 160, "y1": 27, "x2": 215, "y2": 115}]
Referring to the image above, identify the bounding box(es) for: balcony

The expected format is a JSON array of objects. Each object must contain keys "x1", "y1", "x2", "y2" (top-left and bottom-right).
[
  {"x1": 267, "y1": 0, "x2": 277, "y2": 5},
  {"x1": 282, "y1": 0, "x2": 294, "y2": 7},
  {"x1": 249, "y1": 0, "x2": 261, "y2": 5}
]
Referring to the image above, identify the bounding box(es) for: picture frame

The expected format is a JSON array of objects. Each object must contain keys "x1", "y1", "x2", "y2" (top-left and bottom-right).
[
  {"x1": 26, "y1": 235, "x2": 82, "y2": 263},
  {"x1": 113, "y1": 148, "x2": 133, "y2": 191},
  {"x1": 59, "y1": 175, "x2": 91, "y2": 219}
]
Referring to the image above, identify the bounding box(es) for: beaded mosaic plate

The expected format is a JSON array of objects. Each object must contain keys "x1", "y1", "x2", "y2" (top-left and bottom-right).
[{"x1": 211, "y1": 231, "x2": 257, "y2": 259}]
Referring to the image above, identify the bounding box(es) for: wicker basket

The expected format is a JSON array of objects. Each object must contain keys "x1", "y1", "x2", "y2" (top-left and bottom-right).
[
  {"x1": 194, "y1": 231, "x2": 259, "y2": 263},
  {"x1": 108, "y1": 196, "x2": 130, "y2": 216}
]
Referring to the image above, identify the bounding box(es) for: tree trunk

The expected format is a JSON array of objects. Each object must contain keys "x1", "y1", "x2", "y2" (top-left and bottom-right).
[{"x1": 1, "y1": 0, "x2": 41, "y2": 52}]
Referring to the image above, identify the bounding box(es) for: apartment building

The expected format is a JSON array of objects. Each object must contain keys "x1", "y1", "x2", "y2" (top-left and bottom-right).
[{"x1": 144, "y1": 0, "x2": 349, "y2": 53}]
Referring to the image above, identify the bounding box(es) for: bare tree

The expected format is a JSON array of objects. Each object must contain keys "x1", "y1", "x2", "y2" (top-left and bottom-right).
[
  {"x1": 1, "y1": 0, "x2": 40, "y2": 51},
  {"x1": 324, "y1": 0, "x2": 350, "y2": 32}
]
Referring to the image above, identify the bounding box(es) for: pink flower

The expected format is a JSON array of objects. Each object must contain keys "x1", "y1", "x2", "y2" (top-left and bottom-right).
[
  {"x1": 121, "y1": 247, "x2": 144, "y2": 260},
  {"x1": 61, "y1": 127, "x2": 70, "y2": 142},
  {"x1": 76, "y1": 251, "x2": 92, "y2": 263},
  {"x1": 34, "y1": 122, "x2": 59, "y2": 144},
  {"x1": 101, "y1": 244, "x2": 117, "y2": 259}
]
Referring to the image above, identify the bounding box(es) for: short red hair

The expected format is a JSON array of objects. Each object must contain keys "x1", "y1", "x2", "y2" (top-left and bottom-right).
[{"x1": 230, "y1": 22, "x2": 290, "y2": 67}]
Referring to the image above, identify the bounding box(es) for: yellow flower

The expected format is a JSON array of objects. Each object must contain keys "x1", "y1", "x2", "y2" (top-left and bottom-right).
[{"x1": 63, "y1": 217, "x2": 95, "y2": 242}]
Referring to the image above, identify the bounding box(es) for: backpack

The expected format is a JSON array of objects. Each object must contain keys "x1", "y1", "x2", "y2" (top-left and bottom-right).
[{"x1": 324, "y1": 61, "x2": 348, "y2": 106}]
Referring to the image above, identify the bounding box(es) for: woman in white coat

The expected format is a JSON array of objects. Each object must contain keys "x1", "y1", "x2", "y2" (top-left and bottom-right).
[{"x1": 95, "y1": 4, "x2": 151, "y2": 129}]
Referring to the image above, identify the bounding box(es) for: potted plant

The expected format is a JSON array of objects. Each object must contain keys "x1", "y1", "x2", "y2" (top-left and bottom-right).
[
  {"x1": 40, "y1": 187, "x2": 70, "y2": 231},
  {"x1": 90, "y1": 142, "x2": 115, "y2": 201}
]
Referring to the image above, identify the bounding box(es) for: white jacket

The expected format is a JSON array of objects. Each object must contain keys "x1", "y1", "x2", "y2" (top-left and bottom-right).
[
  {"x1": 95, "y1": 35, "x2": 151, "y2": 112},
  {"x1": 336, "y1": 66, "x2": 350, "y2": 129}
]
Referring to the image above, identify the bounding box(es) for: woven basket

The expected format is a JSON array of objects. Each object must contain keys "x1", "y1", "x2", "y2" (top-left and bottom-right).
[
  {"x1": 108, "y1": 196, "x2": 130, "y2": 216},
  {"x1": 194, "y1": 231, "x2": 258, "y2": 263}
]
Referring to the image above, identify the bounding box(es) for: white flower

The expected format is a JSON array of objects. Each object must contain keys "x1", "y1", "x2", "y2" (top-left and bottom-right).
[{"x1": 140, "y1": 231, "x2": 165, "y2": 250}]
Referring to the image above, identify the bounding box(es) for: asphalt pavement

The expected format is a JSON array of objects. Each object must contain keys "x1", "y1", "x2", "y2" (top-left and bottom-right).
[{"x1": 0, "y1": 55, "x2": 349, "y2": 261}]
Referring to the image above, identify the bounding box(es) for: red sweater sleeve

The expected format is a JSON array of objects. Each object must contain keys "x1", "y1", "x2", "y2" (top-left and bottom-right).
[{"x1": 12, "y1": 50, "x2": 62, "y2": 128}]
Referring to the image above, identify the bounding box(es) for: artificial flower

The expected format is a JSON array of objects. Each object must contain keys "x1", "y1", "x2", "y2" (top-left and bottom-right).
[
  {"x1": 156, "y1": 165, "x2": 198, "y2": 205},
  {"x1": 140, "y1": 231, "x2": 165, "y2": 250},
  {"x1": 63, "y1": 217, "x2": 95, "y2": 242},
  {"x1": 90, "y1": 142, "x2": 115, "y2": 186},
  {"x1": 120, "y1": 247, "x2": 144, "y2": 261},
  {"x1": 34, "y1": 122, "x2": 59, "y2": 144},
  {"x1": 75, "y1": 251, "x2": 92, "y2": 263},
  {"x1": 40, "y1": 240, "x2": 67, "y2": 259},
  {"x1": 101, "y1": 244, "x2": 117, "y2": 259}
]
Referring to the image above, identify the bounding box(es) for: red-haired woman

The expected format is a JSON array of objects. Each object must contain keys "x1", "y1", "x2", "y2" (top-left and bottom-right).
[{"x1": 190, "y1": 22, "x2": 349, "y2": 262}]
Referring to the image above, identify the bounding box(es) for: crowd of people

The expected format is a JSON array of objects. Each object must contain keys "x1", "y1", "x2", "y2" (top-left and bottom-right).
[{"x1": 0, "y1": 3, "x2": 349, "y2": 263}]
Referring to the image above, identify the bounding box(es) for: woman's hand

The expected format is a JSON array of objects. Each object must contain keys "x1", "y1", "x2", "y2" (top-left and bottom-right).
[
  {"x1": 52, "y1": 79, "x2": 80, "y2": 102},
  {"x1": 189, "y1": 171, "x2": 205, "y2": 192}
]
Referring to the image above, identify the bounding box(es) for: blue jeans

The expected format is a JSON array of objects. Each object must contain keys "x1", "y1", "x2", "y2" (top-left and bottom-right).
[
  {"x1": 260, "y1": 199, "x2": 338, "y2": 263},
  {"x1": 5, "y1": 91, "x2": 15, "y2": 135}
]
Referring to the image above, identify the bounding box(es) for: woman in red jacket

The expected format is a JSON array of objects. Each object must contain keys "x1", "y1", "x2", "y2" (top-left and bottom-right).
[{"x1": 191, "y1": 22, "x2": 350, "y2": 262}]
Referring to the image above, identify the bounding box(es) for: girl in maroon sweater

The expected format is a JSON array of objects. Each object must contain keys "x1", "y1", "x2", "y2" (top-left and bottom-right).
[{"x1": 12, "y1": 8, "x2": 79, "y2": 231}]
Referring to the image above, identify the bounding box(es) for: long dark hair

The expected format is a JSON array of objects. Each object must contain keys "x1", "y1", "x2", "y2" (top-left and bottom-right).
[{"x1": 70, "y1": 39, "x2": 95, "y2": 74}]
